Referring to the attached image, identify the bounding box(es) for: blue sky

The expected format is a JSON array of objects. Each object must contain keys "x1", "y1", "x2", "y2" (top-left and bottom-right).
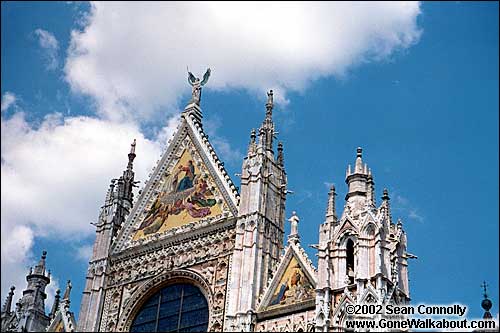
[{"x1": 1, "y1": 1, "x2": 498, "y2": 323}]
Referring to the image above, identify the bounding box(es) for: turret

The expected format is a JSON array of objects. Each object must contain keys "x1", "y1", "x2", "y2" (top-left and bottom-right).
[
  {"x1": 226, "y1": 90, "x2": 288, "y2": 331},
  {"x1": 16, "y1": 251, "x2": 52, "y2": 332},
  {"x1": 78, "y1": 140, "x2": 138, "y2": 332},
  {"x1": 345, "y1": 147, "x2": 371, "y2": 212},
  {"x1": 315, "y1": 147, "x2": 415, "y2": 330}
]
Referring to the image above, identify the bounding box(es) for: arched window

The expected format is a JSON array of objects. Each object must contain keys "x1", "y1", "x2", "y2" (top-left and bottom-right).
[
  {"x1": 346, "y1": 239, "x2": 355, "y2": 284},
  {"x1": 130, "y1": 283, "x2": 209, "y2": 332}
]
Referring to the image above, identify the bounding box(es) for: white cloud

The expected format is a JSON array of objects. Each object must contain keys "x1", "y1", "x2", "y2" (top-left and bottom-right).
[
  {"x1": 34, "y1": 29, "x2": 60, "y2": 70},
  {"x1": 1, "y1": 92, "x2": 17, "y2": 112},
  {"x1": 0, "y1": 225, "x2": 34, "y2": 306},
  {"x1": 392, "y1": 192, "x2": 424, "y2": 223},
  {"x1": 76, "y1": 244, "x2": 93, "y2": 262},
  {"x1": 1, "y1": 112, "x2": 169, "y2": 238},
  {"x1": 1, "y1": 111, "x2": 178, "y2": 299},
  {"x1": 65, "y1": 1, "x2": 422, "y2": 121},
  {"x1": 408, "y1": 209, "x2": 424, "y2": 223},
  {"x1": 0, "y1": 227, "x2": 55, "y2": 309}
]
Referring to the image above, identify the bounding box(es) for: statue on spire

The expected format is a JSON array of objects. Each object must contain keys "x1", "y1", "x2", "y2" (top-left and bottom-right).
[
  {"x1": 266, "y1": 89, "x2": 274, "y2": 117},
  {"x1": 287, "y1": 211, "x2": 300, "y2": 243},
  {"x1": 187, "y1": 68, "x2": 211, "y2": 105}
]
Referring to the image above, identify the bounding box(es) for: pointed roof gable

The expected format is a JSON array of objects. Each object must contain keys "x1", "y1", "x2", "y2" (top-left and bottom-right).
[
  {"x1": 333, "y1": 217, "x2": 359, "y2": 243},
  {"x1": 46, "y1": 282, "x2": 77, "y2": 332},
  {"x1": 112, "y1": 104, "x2": 240, "y2": 253},
  {"x1": 258, "y1": 242, "x2": 317, "y2": 312}
]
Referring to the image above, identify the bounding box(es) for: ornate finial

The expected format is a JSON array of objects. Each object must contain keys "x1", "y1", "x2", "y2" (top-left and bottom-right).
[
  {"x1": 33, "y1": 250, "x2": 47, "y2": 275},
  {"x1": 382, "y1": 188, "x2": 390, "y2": 201},
  {"x1": 482, "y1": 281, "x2": 488, "y2": 297},
  {"x1": 250, "y1": 129, "x2": 256, "y2": 143},
  {"x1": 287, "y1": 211, "x2": 300, "y2": 243},
  {"x1": 326, "y1": 185, "x2": 337, "y2": 223},
  {"x1": 259, "y1": 90, "x2": 275, "y2": 151},
  {"x1": 2, "y1": 286, "x2": 15, "y2": 313},
  {"x1": 247, "y1": 129, "x2": 257, "y2": 155},
  {"x1": 277, "y1": 141, "x2": 284, "y2": 166},
  {"x1": 381, "y1": 188, "x2": 392, "y2": 224},
  {"x1": 50, "y1": 289, "x2": 61, "y2": 318},
  {"x1": 265, "y1": 90, "x2": 274, "y2": 118},
  {"x1": 354, "y1": 147, "x2": 365, "y2": 173},
  {"x1": 63, "y1": 280, "x2": 72, "y2": 301},
  {"x1": 481, "y1": 281, "x2": 493, "y2": 319},
  {"x1": 187, "y1": 68, "x2": 211, "y2": 106}
]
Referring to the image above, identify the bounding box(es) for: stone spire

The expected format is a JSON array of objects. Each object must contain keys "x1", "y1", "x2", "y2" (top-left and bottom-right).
[
  {"x1": 366, "y1": 170, "x2": 375, "y2": 208},
  {"x1": 258, "y1": 90, "x2": 275, "y2": 153},
  {"x1": 33, "y1": 250, "x2": 47, "y2": 275},
  {"x1": 381, "y1": 188, "x2": 392, "y2": 224},
  {"x1": 2, "y1": 286, "x2": 15, "y2": 313},
  {"x1": 226, "y1": 89, "x2": 287, "y2": 331},
  {"x1": 79, "y1": 141, "x2": 138, "y2": 332},
  {"x1": 127, "y1": 139, "x2": 136, "y2": 172},
  {"x1": 49, "y1": 289, "x2": 60, "y2": 319},
  {"x1": 120, "y1": 139, "x2": 138, "y2": 203},
  {"x1": 481, "y1": 281, "x2": 493, "y2": 319},
  {"x1": 113, "y1": 139, "x2": 139, "y2": 238},
  {"x1": 16, "y1": 250, "x2": 51, "y2": 331},
  {"x1": 288, "y1": 211, "x2": 300, "y2": 244},
  {"x1": 354, "y1": 147, "x2": 364, "y2": 173},
  {"x1": 62, "y1": 280, "x2": 72, "y2": 302},
  {"x1": 247, "y1": 129, "x2": 257, "y2": 155},
  {"x1": 325, "y1": 185, "x2": 337, "y2": 223}
]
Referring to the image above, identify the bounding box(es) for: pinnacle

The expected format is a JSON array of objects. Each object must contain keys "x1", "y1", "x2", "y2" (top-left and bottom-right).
[{"x1": 382, "y1": 188, "x2": 390, "y2": 201}]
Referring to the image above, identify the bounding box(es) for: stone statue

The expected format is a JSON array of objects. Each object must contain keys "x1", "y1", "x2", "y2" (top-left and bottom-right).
[
  {"x1": 288, "y1": 211, "x2": 300, "y2": 237},
  {"x1": 187, "y1": 68, "x2": 211, "y2": 105}
]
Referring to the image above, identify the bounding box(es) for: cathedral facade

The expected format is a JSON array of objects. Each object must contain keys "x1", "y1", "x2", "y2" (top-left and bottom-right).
[{"x1": 1, "y1": 77, "x2": 414, "y2": 332}]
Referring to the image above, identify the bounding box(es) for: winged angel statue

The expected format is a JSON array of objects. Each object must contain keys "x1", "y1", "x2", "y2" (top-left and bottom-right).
[{"x1": 188, "y1": 68, "x2": 211, "y2": 105}]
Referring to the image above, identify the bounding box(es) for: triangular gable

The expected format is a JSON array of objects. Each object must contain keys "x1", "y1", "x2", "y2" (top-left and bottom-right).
[
  {"x1": 47, "y1": 313, "x2": 65, "y2": 332},
  {"x1": 333, "y1": 217, "x2": 359, "y2": 243},
  {"x1": 46, "y1": 303, "x2": 77, "y2": 332},
  {"x1": 358, "y1": 284, "x2": 379, "y2": 304},
  {"x1": 359, "y1": 210, "x2": 378, "y2": 232},
  {"x1": 259, "y1": 243, "x2": 317, "y2": 312},
  {"x1": 331, "y1": 292, "x2": 356, "y2": 327},
  {"x1": 113, "y1": 106, "x2": 239, "y2": 252}
]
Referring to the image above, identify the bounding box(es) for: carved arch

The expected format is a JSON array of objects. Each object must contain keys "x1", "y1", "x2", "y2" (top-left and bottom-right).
[
  {"x1": 361, "y1": 222, "x2": 377, "y2": 237},
  {"x1": 115, "y1": 269, "x2": 213, "y2": 332}
]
